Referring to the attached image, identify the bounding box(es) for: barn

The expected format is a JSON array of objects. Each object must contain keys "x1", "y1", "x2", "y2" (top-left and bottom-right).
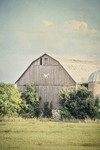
[{"x1": 15, "y1": 53, "x2": 100, "y2": 111}]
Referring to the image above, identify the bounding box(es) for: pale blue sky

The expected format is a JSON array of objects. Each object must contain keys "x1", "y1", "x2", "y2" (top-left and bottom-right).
[{"x1": 0, "y1": 0, "x2": 100, "y2": 83}]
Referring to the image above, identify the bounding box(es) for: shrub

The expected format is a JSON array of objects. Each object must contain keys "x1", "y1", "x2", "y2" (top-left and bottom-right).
[
  {"x1": 0, "y1": 83, "x2": 22, "y2": 116},
  {"x1": 20, "y1": 82, "x2": 40, "y2": 118},
  {"x1": 59, "y1": 86, "x2": 100, "y2": 119},
  {"x1": 43, "y1": 102, "x2": 52, "y2": 118}
]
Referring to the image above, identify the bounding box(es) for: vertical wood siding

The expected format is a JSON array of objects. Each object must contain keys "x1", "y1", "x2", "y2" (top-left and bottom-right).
[{"x1": 16, "y1": 54, "x2": 76, "y2": 108}]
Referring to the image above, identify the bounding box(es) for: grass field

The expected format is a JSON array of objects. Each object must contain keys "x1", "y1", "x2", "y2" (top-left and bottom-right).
[{"x1": 0, "y1": 118, "x2": 100, "y2": 150}]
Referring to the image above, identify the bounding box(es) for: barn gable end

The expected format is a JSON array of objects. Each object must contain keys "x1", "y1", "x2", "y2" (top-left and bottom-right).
[{"x1": 16, "y1": 54, "x2": 76, "y2": 109}]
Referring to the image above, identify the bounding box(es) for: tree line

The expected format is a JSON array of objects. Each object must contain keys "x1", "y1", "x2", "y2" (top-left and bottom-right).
[{"x1": 0, "y1": 82, "x2": 100, "y2": 119}]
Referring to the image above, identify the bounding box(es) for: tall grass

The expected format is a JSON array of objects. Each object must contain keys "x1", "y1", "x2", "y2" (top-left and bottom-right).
[{"x1": 0, "y1": 117, "x2": 100, "y2": 150}]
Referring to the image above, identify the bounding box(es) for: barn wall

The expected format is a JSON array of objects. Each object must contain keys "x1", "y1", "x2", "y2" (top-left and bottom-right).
[
  {"x1": 35, "y1": 86, "x2": 63, "y2": 108},
  {"x1": 16, "y1": 54, "x2": 76, "y2": 108}
]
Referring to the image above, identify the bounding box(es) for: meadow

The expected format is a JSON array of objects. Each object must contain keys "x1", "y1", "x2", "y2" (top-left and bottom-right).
[{"x1": 0, "y1": 118, "x2": 100, "y2": 150}]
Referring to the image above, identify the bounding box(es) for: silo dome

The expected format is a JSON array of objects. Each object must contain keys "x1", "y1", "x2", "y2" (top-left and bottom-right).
[{"x1": 88, "y1": 70, "x2": 100, "y2": 83}]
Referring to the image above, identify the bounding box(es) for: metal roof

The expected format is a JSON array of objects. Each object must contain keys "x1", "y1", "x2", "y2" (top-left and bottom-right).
[
  {"x1": 88, "y1": 70, "x2": 100, "y2": 82},
  {"x1": 15, "y1": 53, "x2": 100, "y2": 84},
  {"x1": 50, "y1": 54, "x2": 100, "y2": 84}
]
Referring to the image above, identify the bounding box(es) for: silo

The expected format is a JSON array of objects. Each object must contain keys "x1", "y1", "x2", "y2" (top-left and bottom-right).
[{"x1": 88, "y1": 70, "x2": 100, "y2": 99}]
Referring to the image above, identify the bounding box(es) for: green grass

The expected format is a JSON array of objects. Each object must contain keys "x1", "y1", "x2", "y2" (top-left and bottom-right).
[{"x1": 0, "y1": 118, "x2": 100, "y2": 150}]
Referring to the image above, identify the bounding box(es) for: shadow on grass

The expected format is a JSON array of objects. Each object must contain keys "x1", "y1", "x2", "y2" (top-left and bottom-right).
[{"x1": 82, "y1": 143, "x2": 100, "y2": 147}]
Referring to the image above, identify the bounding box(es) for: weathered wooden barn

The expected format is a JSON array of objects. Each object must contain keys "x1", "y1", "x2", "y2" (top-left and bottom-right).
[{"x1": 15, "y1": 53, "x2": 100, "y2": 109}]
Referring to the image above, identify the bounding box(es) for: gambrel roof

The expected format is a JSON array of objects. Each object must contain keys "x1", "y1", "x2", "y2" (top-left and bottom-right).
[
  {"x1": 50, "y1": 54, "x2": 100, "y2": 84},
  {"x1": 16, "y1": 53, "x2": 100, "y2": 84}
]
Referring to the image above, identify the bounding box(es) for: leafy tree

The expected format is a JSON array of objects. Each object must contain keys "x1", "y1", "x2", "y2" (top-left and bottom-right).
[
  {"x1": 59, "y1": 86, "x2": 100, "y2": 119},
  {"x1": 20, "y1": 83, "x2": 40, "y2": 118},
  {"x1": 0, "y1": 83, "x2": 22, "y2": 116},
  {"x1": 43, "y1": 101, "x2": 52, "y2": 118}
]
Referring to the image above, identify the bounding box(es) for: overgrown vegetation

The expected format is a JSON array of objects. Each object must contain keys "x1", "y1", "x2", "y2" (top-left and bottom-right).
[
  {"x1": 59, "y1": 86, "x2": 100, "y2": 119},
  {"x1": 20, "y1": 83, "x2": 40, "y2": 118},
  {"x1": 0, "y1": 83, "x2": 22, "y2": 116},
  {"x1": 0, "y1": 83, "x2": 100, "y2": 120},
  {"x1": 43, "y1": 101, "x2": 52, "y2": 117}
]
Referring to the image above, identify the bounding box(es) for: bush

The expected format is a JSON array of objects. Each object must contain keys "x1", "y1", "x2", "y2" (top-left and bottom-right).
[
  {"x1": 0, "y1": 83, "x2": 22, "y2": 116},
  {"x1": 43, "y1": 102, "x2": 52, "y2": 118},
  {"x1": 59, "y1": 86, "x2": 100, "y2": 119},
  {"x1": 20, "y1": 82, "x2": 40, "y2": 118}
]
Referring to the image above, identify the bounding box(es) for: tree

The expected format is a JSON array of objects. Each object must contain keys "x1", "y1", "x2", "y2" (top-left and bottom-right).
[
  {"x1": 59, "y1": 86, "x2": 100, "y2": 119},
  {"x1": 43, "y1": 102, "x2": 52, "y2": 118},
  {"x1": 20, "y1": 83, "x2": 40, "y2": 118},
  {"x1": 0, "y1": 83, "x2": 22, "y2": 116}
]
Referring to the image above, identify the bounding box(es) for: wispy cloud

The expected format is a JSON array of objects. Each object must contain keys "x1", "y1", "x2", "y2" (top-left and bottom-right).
[
  {"x1": 25, "y1": 0, "x2": 34, "y2": 7},
  {"x1": 65, "y1": 20, "x2": 87, "y2": 31},
  {"x1": 0, "y1": 0, "x2": 100, "y2": 83},
  {"x1": 42, "y1": 20, "x2": 54, "y2": 26},
  {"x1": 64, "y1": 20, "x2": 98, "y2": 33}
]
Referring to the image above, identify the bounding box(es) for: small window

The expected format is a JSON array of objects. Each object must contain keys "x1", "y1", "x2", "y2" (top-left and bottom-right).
[
  {"x1": 40, "y1": 57, "x2": 42, "y2": 65},
  {"x1": 44, "y1": 58, "x2": 48, "y2": 65}
]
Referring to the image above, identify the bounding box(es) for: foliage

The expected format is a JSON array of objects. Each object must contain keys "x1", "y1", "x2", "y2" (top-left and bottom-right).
[
  {"x1": 43, "y1": 101, "x2": 52, "y2": 118},
  {"x1": 59, "y1": 86, "x2": 100, "y2": 119},
  {"x1": 0, "y1": 83, "x2": 22, "y2": 116},
  {"x1": 20, "y1": 83, "x2": 40, "y2": 118}
]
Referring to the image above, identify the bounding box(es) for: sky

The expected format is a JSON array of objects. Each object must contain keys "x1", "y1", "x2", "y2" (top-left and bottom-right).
[{"x1": 0, "y1": 0, "x2": 100, "y2": 83}]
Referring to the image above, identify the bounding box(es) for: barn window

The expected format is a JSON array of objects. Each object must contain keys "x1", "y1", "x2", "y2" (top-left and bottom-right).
[
  {"x1": 40, "y1": 57, "x2": 42, "y2": 65},
  {"x1": 44, "y1": 58, "x2": 48, "y2": 65}
]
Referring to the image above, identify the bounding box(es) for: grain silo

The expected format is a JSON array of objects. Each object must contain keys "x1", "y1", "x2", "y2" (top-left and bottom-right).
[{"x1": 88, "y1": 70, "x2": 100, "y2": 99}]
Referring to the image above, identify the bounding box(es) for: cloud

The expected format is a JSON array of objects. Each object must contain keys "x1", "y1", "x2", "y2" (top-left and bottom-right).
[
  {"x1": 42, "y1": 20, "x2": 54, "y2": 26},
  {"x1": 0, "y1": 20, "x2": 100, "y2": 83},
  {"x1": 25, "y1": 0, "x2": 34, "y2": 7},
  {"x1": 90, "y1": 29, "x2": 98, "y2": 33},
  {"x1": 1, "y1": 19, "x2": 99, "y2": 60},
  {"x1": 64, "y1": 20, "x2": 98, "y2": 33},
  {"x1": 65, "y1": 20, "x2": 87, "y2": 31}
]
